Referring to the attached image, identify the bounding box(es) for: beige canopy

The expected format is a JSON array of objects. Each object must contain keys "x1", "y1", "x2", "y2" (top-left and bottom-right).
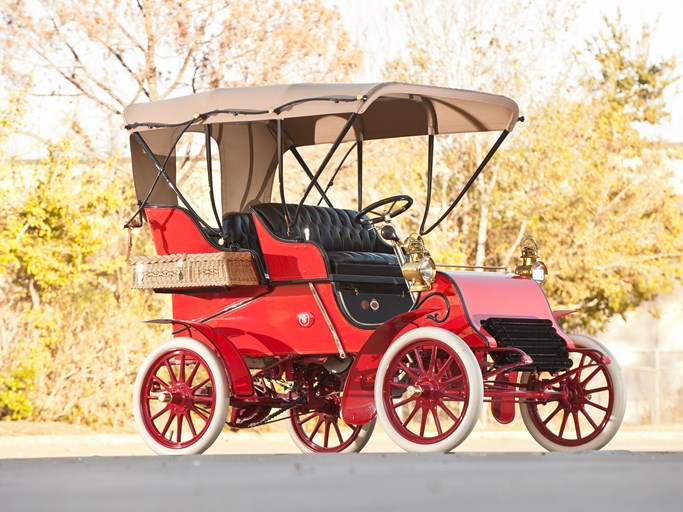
[{"x1": 123, "y1": 82, "x2": 519, "y2": 213}]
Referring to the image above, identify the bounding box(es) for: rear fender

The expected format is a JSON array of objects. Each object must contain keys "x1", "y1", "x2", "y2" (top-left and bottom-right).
[
  {"x1": 340, "y1": 308, "x2": 438, "y2": 425},
  {"x1": 146, "y1": 319, "x2": 254, "y2": 397}
]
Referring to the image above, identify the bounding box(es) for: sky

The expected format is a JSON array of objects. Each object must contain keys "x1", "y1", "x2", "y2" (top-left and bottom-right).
[{"x1": 335, "y1": 0, "x2": 683, "y2": 143}]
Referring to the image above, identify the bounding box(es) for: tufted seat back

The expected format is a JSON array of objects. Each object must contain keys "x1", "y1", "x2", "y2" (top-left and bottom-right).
[
  {"x1": 251, "y1": 203, "x2": 392, "y2": 254},
  {"x1": 251, "y1": 203, "x2": 401, "y2": 277}
]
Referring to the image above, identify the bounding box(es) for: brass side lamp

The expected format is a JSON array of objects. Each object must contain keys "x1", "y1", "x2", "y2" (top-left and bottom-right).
[
  {"x1": 514, "y1": 236, "x2": 548, "y2": 285},
  {"x1": 400, "y1": 234, "x2": 436, "y2": 292}
]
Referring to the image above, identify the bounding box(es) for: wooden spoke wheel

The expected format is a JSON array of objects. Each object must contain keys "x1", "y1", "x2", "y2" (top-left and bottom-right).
[
  {"x1": 133, "y1": 337, "x2": 230, "y2": 455},
  {"x1": 375, "y1": 327, "x2": 483, "y2": 452},
  {"x1": 520, "y1": 334, "x2": 626, "y2": 452}
]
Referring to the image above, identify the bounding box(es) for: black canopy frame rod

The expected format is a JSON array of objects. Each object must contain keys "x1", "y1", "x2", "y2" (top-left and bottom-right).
[
  {"x1": 419, "y1": 129, "x2": 511, "y2": 236},
  {"x1": 125, "y1": 124, "x2": 223, "y2": 239},
  {"x1": 275, "y1": 113, "x2": 359, "y2": 236}
]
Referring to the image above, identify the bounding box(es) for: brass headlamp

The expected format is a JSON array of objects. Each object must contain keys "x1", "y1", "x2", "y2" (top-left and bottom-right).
[
  {"x1": 400, "y1": 234, "x2": 436, "y2": 292},
  {"x1": 514, "y1": 236, "x2": 548, "y2": 285}
]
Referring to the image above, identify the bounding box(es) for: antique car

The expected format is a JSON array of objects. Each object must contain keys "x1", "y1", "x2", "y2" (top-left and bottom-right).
[{"x1": 122, "y1": 83, "x2": 626, "y2": 454}]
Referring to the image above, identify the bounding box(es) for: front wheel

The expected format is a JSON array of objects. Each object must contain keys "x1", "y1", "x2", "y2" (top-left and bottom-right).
[
  {"x1": 520, "y1": 334, "x2": 626, "y2": 452},
  {"x1": 374, "y1": 327, "x2": 483, "y2": 452},
  {"x1": 133, "y1": 337, "x2": 230, "y2": 455}
]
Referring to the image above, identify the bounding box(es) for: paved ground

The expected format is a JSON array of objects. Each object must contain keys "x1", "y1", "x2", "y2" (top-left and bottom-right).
[
  {"x1": 1, "y1": 423, "x2": 682, "y2": 458},
  {"x1": 1, "y1": 451, "x2": 681, "y2": 512}
]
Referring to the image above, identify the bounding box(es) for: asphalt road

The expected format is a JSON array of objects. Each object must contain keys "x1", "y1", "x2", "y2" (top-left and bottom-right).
[{"x1": 1, "y1": 451, "x2": 681, "y2": 512}]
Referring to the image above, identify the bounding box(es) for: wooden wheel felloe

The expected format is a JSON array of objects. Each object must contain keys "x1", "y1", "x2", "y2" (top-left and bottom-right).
[
  {"x1": 520, "y1": 334, "x2": 626, "y2": 452},
  {"x1": 133, "y1": 337, "x2": 230, "y2": 455},
  {"x1": 375, "y1": 327, "x2": 483, "y2": 453}
]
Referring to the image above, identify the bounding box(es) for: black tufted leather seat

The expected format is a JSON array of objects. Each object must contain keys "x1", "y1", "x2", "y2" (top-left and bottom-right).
[
  {"x1": 222, "y1": 212, "x2": 263, "y2": 254},
  {"x1": 250, "y1": 203, "x2": 402, "y2": 278}
]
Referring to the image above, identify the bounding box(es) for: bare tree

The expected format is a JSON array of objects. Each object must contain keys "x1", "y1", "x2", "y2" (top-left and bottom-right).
[{"x1": 1, "y1": 0, "x2": 361, "y2": 153}]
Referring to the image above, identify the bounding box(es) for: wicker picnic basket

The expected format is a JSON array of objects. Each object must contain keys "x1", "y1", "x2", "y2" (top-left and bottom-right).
[{"x1": 130, "y1": 251, "x2": 259, "y2": 290}]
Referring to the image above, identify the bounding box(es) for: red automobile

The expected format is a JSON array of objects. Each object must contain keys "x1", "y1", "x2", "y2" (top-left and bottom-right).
[{"x1": 123, "y1": 83, "x2": 626, "y2": 454}]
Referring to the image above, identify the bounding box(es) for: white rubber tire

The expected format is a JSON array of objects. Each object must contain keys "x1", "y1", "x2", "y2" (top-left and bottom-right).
[
  {"x1": 520, "y1": 334, "x2": 626, "y2": 452},
  {"x1": 133, "y1": 337, "x2": 230, "y2": 455},
  {"x1": 286, "y1": 412, "x2": 376, "y2": 453},
  {"x1": 374, "y1": 327, "x2": 483, "y2": 453}
]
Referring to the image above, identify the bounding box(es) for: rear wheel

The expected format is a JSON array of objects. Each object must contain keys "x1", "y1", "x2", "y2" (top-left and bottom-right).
[
  {"x1": 375, "y1": 327, "x2": 483, "y2": 452},
  {"x1": 520, "y1": 335, "x2": 626, "y2": 452},
  {"x1": 133, "y1": 337, "x2": 230, "y2": 455},
  {"x1": 287, "y1": 408, "x2": 375, "y2": 453}
]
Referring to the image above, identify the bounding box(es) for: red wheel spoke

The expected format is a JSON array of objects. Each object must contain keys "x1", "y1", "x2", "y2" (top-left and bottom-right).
[
  {"x1": 441, "y1": 388, "x2": 466, "y2": 401},
  {"x1": 185, "y1": 411, "x2": 197, "y2": 438},
  {"x1": 428, "y1": 346, "x2": 438, "y2": 374},
  {"x1": 186, "y1": 361, "x2": 200, "y2": 387},
  {"x1": 398, "y1": 362, "x2": 419, "y2": 382},
  {"x1": 585, "y1": 399, "x2": 608, "y2": 412},
  {"x1": 176, "y1": 414, "x2": 183, "y2": 444},
  {"x1": 190, "y1": 405, "x2": 210, "y2": 422},
  {"x1": 150, "y1": 404, "x2": 171, "y2": 422},
  {"x1": 558, "y1": 410, "x2": 569, "y2": 438},
  {"x1": 443, "y1": 374, "x2": 464, "y2": 386},
  {"x1": 191, "y1": 377, "x2": 211, "y2": 393},
  {"x1": 585, "y1": 386, "x2": 609, "y2": 394},
  {"x1": 576, "y1": 354, "x2": 587, "y2": 380},
  {"x1": 179, "y1": 354, "x2": 186, "y2": 383},
  {"x1": 419, "y1": 406, "x2": 428, "y2": 437},
  {"x1": 572, "y1": 411, "x2": 581, "y2": 439},
  {"x1": 309, "y1": 417, "x2": 324, "y2": 440},
  {"x1": 435, "y1": 356, "x2": 453, "y2": 380},
  {"x1": 437, "y1": 400, "x2": 459, "y2": 422},
  {"x1": 542, "y1": 403, "x2": 563, "y2": 426},
  {"x1": 392, "y1": 395, "x2": 417, "y2": 409},
  {"x1": 165, "y1": 360, "x2": 177, "y2": 383},
  {"x1": 431, "y1": 408, "x2": 443, "y2": 435},
  {"x1": 402, "y1": 402, "x2": 420, "y2": 427},
  {"x1": 192, "y1": 396, "x2": 214, "y2": 405},
  {"x1": 414, "y1": 348, "x2": 426, "y2": 374},
  {"x1": 298, "y1": 413, "x2": 318, "y2": 425},
  {"x1": 580, "y1": 407, "x2": 599, "y2": 430},
  {"x1": 581, "y1": 367, "x2": 602, "y2": 387},
  {"x1": 323, "y1": 421, "x2": 331, "y2": 448},
  {"x1": 160, "y1": 412, "x2": 175, "y2": 437},
  {"x1": 152, "y1": 375, "x2": 172, "y2": 393},
  {"x1": 333, "y1": 420, "x2": 344, "y2": 444}
]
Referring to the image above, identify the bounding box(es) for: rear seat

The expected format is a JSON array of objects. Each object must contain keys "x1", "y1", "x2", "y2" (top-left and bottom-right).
[{"x1": 224, "y1": 204, "x2": 401, "y2": 278}]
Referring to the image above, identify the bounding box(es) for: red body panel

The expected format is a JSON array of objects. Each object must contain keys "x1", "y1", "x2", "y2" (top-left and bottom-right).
[
  {"x1": 444, "y1": 271, "x2": 574, "y2": 349},
  {"x1": 252, "y1": 213, "x2": 328, "y2": 281},
  {"x1": 145, "y1": 207, "x2": 218, "y2": 255}
]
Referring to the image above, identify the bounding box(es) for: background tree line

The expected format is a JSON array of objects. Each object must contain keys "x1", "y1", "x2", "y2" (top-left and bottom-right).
[{"x1": 0, "y1": 0, "x2": 680, "y2": 424}]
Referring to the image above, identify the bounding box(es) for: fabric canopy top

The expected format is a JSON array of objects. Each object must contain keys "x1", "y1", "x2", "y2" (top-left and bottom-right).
[{"x1": 123, "y1": 82, "x2": 520, "y2": 213}]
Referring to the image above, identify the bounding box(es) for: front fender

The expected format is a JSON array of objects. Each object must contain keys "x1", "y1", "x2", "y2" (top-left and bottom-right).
[
  {"x1": 146, "y1": 319, "x2": 254, "y2": 397},
  {"x1": 340, "y1": 309, "x2": 437, "y2": 425}
]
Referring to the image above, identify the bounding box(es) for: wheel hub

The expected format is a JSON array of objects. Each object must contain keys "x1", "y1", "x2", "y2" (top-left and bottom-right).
[
  {"x1": 157, "y1": 382, "x2": 194, "y2": 412},
  {"x1": 561, "y1": 378, "x2": 585, "y2": 413},
  {"x1": 412, "y1": 378, "x2": 441, "y2": 406}
]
